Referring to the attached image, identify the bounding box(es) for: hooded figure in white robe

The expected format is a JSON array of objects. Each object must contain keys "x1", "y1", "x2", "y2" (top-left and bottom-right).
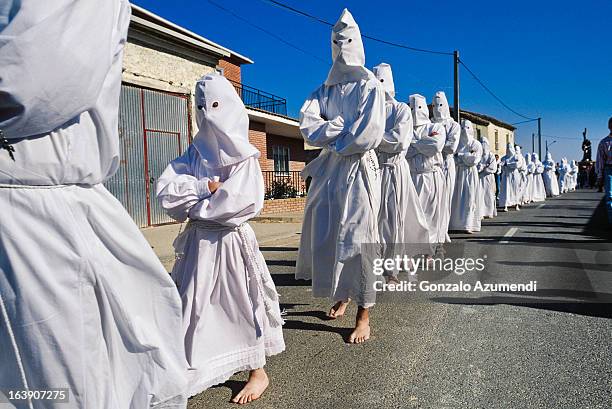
[
  {"x1": 543, "y1": 152, "x2": 560, "y2": 197},
  {"x1": 373, "y1": 63, "x2": 430, "y2": 274},
  {"x1": 406, "y1": 94, "x2": 446, "y2": 243},
  {"x1": 559, "y1": 158, "x2": 570, "y2": 193},
  {"x1": 531, "y1": 153, "x2": 547, "y2": 202},
  {"x1": 449, "y1": 120, "x2": 483, "y2": 232},
  {"x1": 0, "y1": 2, "x2": 188, "y2": 407},
  {"x1": 499, "y1": 143, "x2": 520, "y2": 210},
  {"x1": 478, "y1": 137, "x2": 498, "y2": 218},
  {"x1": 523, "y1": 153, "x2": 535, "y2": 203},
  {"x1": 515, "y1": 146, "x2": 528, "y2": 203},
  {"x1": 156, "y1": 74, "x2": 285, "y2": 397},
  {"x1": 295, "y1": 9, "x2": 385, "y2": 310},
  {"x1": 432, "y1": 91, "x2": 460, "y2": 242},
  {"x1": 569, "y1": 160, "x2": 579, "y2": 190}
]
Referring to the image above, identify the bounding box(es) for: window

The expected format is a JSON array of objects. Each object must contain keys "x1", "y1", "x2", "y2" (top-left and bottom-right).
[
  {"x1": 476, "y1": 128, "x2": 482, "y2": 141},
  {"x1": 494, "y1": 130, "x2": 499, "y2": 151},
  {"x1": 506, "y1": 134, "x2": 510, "y2": 145},
  {"x1": 272, "y1": 145, "x2": 290, "y2": 174}
]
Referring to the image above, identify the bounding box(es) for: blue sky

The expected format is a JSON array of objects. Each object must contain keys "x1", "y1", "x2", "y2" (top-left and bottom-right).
[{"x1": 134, "y1": 0, "x2": 612, "y2": 161}]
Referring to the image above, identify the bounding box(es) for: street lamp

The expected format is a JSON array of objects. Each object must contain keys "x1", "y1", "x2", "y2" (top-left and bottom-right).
[{"x1": 545, "y1": 139, "x2": 557, "y2": 154}]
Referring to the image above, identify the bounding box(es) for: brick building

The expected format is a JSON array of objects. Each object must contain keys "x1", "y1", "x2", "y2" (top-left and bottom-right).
[{"x1": 107, "y1": 5, "x2": 309, "y2": 227}]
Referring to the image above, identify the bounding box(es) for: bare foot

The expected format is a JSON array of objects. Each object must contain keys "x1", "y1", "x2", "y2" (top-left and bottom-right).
[
  {"x1": 515, "y1": 205, "x2": 521, "y2": 211},
  {"x1": 327, "y1": 299, "x2": 350, "y2": 319},
  {"x1": 231, "y1": 368, "x2": 269, "y2": 405},
  {"x1": 349, "y1": 307, "x2": 370, "y2": 344},
  {"x1": 385, "y1": 275, "x2": 401, "y2": 284}
]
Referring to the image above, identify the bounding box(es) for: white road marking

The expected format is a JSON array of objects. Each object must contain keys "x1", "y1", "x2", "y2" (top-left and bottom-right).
[{"x1": 499, "y1": 227, "x2": 519, "y2": 244}]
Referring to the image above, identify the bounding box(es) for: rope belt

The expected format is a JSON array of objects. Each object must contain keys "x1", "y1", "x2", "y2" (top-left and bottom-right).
[
  {"x1": 185, "y1": 218, "x2": 284, "y2": 328},
  {"x1": 0, "y1": 130, "x2": 15, "y2": 161}
]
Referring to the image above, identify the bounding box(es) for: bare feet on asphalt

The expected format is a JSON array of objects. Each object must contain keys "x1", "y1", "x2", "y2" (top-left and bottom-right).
[{"x1": 231, "y1": 368, "x2": 269, "y2": 405}]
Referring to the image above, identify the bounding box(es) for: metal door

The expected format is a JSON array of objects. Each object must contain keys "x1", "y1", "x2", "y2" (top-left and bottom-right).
[{"x1": 105, "y1": 84, "x2": 191, "y2": 227}]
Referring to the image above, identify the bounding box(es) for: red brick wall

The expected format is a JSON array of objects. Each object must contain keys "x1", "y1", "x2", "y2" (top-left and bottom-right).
[
  {"x1": 261, "y1": 197, "x2": 307, "y2": 215},
  {"x1": 248, "y1": 121, "x2": 268, "y2": 170},
  {"x1": 219, "y1": 59, "x2": 241, "y2": 84},
  {"x1": 264, "y1": 134, "x2": 308, "y2": 172}
]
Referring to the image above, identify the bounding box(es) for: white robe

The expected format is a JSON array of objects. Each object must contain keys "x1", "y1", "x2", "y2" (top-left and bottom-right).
[
  {"x1": 157, "y1": 148, "x2": 285, "y2": 396},
  {"x1": 543, "y1": 156, "x2": 560, "y2": 197},
  {"x1": 558, "y1": 160, "x2": 569, "y2": 193},
  {"x1": 515, "y1": 151, "x2": 528, "y2": 203},
  {"x1": 523, "y1": 158, "x2": 535, "y2": 203},
  {"x1": 296, "y1": 76, "x2": 385, "y2": 308},
  {"x1": 499, "y1": 149, "x2": 519, "y2": 208},
  {"x1": 449, "y1": 137, "x2": 483, "y2": 232},
  {"x1": 406, "y1": 123, "x2": 446, "y2": 243},
  {"x1": 479, "y1": 151, "x2": 498, "y2": 218},
  {"x1": 569, "y1": 162, "x2": 579, "y2": 190},
  {"x1": 0, "y1": 1, "x2": 188, "y2": 407},
  {"x1": 532, "y1": 158, "x2": 547, "y2": 202},
  {"x1": 439, "y1": 119, "x2": 461, "y2": 242},
  {"x1": 376, "y1": 97, "x2": 430, "y2": 272}
]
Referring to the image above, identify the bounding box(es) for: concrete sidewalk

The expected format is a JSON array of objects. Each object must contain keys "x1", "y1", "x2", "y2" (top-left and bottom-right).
[{"x1": 141, "y1": 221, "x2": 302, "y2": 270}]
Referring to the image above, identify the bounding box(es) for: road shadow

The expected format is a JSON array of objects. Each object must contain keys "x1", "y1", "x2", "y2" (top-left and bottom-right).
[
  {"x1": 267, "y1": 259, "x2": 297, "y2": 267},
  {"x1": 282, "y1": 319, "x2": 353, "y2": 342},
  {"x1": 271, "y1": 273, "x2": 310, "y2": 286},
  {"x1": 433, "y1": 297, "x2": 612, "y2": 319},
  {"x1": 260, "y1": 246, "x2": 299, "y2": 252},
  {"x1": 211, "y1": 380, "x2": 246, "y2": 403},
  {"x1": 584, "y1": 197, "x2": 611, "y2": 241}
]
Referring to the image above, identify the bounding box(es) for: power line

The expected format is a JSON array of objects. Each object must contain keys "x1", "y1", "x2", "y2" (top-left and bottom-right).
[
  {"x1": 459, "y1": 59, "x2": 537, "y2": 121},
  {"x1": 512, "y1": 118, "x2": 539, "y2": 126},
  {"x1": 206, "y1": 0, "x2": 327, "y2": 64},
  {"x1": 259, "y1": 0, "x2": 453, "y2": 56}
]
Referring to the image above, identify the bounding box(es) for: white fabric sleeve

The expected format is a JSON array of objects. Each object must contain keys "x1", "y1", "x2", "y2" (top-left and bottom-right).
[
  {"x1": 413, "y1": 123, "x2": 445, "y2": 157},
  {"x1": 188, "y1": 157, "x2": 264, "y2": 227},
  {"x1": 334, "y1": 81, "x2": 386, "y2": 156},
  {"x1": 156, "y1": 149, "x2": 211, "y2": 222},
  {"x1": 378, "y1": 102, "x2": 412, "y2": 154},
  {"x1": 442, "y1": 121, "x2": 461, "y2": 155},
  {"x1": 459, "y1": 142, "x2": 483, "y2": 167},
  {"x1": 299, "y1": 89, "x2": 345, "y2": 148},
  {"x1": 0, "y1": 0, "x2": 130, "y2": 138}
]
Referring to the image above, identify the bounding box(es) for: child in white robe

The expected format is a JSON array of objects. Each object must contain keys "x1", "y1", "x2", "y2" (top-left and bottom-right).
[{"x1": 157, "y1": 74, "x2": 285, "y2": 404}]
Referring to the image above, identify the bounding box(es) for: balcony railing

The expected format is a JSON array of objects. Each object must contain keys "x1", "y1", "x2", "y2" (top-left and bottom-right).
[
  {"x1": 230, "y1": 80, "x2": 288, "y2": 116},
  {"x1": 262, "y1": 171, "x2": 308, "y2": 199}
]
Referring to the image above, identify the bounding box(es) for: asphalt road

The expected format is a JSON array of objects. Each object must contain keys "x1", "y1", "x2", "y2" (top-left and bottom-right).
[{"x1": 188, "y1": 189, "x2": 612, "y2": 409}]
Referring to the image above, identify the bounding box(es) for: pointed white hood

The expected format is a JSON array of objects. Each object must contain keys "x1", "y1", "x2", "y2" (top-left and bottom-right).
[
  {"x1": 545, "y1": 152, "x2": 553, "y2": 162},
  {"x1": 432, "y1": 91, "x2": 451, "y2": 122},
  {"x1": 192, "y1": 74, "x2": 259, "y2": 169},
  {"x1": 409, "y1": 94, "x2": 430, "y2": 127},
  {"x1": 325, "y1": 9, "x2": 370, "y2": 86},
  {"x1": 459, "y1": 119, "x2": 475, "y2": 148},
  {"x1": 505, "y1": 142, "x2": 516, "y2": 156},
  {"x1": 532, "y1": 152, "x2": 540, "y2": 162},
  {"x1": 525, "y1": 153, "x2": 532, "y2": 164},
  {"x1": 373, "y1": 63, "x2": 395, "y2": 98},
  {"x1": 481, "y1": 136, "x2": 491, "y2": 156}
]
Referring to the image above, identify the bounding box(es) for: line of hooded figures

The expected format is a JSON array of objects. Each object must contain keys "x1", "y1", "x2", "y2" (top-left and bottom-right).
[{"x1": 0, "y1": 4, "x2": 585, "y2": 409}]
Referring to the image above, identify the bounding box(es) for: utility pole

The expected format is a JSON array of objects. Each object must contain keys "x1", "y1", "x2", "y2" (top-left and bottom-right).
[
  {"x1": 531, "y1": 133, "x2": 535, "y2": 152},
  {"x1": 537, "y1": 117, "x2": 542, "y2": 157},
  {"x1": 453, "y1": 50, "x2": 460, "y2": 123}
]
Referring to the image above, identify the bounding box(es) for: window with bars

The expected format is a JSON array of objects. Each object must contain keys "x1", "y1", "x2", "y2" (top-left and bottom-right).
[
  {"x1": 495, "y1": 130, "x2": 499, "y2": 151},
  {"x1": 272, "y1": 145, "x2": 290, "y2": 174}
]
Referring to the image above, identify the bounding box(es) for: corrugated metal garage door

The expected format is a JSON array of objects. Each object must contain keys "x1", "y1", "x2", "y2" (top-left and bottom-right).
[{"x1": 105, "y1": 84, "x2": 191, "y2": 227}]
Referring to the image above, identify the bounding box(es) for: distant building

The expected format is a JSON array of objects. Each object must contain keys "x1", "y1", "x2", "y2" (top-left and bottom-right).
[
  {"x1": 454, "y1": 109, "x2": 516, "y2": 157},
  {"x1": 107, "y1": 5, "x2": 308, "y2": 227}
]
